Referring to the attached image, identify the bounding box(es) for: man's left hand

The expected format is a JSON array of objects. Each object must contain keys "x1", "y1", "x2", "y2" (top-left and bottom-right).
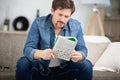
[{"x1": 70, "y1": 50, "x2": 83, "y2": 62}]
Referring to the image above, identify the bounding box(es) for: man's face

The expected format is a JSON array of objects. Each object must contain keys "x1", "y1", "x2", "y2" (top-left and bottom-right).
[{"x1": 51, "y1": 8, "x2": 72, "y2": 29}]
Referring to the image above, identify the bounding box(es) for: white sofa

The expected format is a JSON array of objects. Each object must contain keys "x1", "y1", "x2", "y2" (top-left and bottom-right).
[
  {"x1": 84, "y1": 35, "x2": 120, "y2": 80},
  {"x1": 0, "y1": 31, "x2": 120, "y2": 80}
]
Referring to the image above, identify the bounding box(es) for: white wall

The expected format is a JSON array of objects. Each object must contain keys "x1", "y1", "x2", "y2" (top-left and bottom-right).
[{"x1": 0, "y1": 0, "x2": 92, "y2": 34}]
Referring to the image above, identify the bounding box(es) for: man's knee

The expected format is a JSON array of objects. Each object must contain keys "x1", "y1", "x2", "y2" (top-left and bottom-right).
[
  {"x1": 82, "y1": 59, "x2": 93, "y2": 71},
  {"x1": 16, "y1": 57, "x2": 33, "y2": 80},
  {"x1": 77, "y1": 60, "x2": 93, "y2": 80},
  {"x1": 16, "y1": 57, "x2": 32, "y2": 71}
]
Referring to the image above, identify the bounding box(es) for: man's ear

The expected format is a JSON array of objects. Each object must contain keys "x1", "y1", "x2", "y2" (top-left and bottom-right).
[{"x1": 50, "y1": 8, "x2": 54, "y2": 15}]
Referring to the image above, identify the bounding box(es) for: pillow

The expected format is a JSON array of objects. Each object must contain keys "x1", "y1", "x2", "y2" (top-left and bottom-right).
[
  {"x1": 94, "y1": 42, "x2": 120, "y2": 72},
  {"x1": 84, "y1": 35, "x2": 111, "y2": 65}
]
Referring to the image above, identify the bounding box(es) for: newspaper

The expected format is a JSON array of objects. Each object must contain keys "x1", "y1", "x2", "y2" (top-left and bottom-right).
[{"x1": 53, "y1": 36, "x2": 78, "y2": 61}]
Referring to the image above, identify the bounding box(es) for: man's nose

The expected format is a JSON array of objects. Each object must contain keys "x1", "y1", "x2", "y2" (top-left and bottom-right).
[{"x1": 60, "y1": 16, "x2": 65, "y2": 22}]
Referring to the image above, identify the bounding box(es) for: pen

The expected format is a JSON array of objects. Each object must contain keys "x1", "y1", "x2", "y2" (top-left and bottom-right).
[
  {"x1": 48, "y1": 48, "x2": 55, "y2": 59},
  {"x1": 51, "y1": 53, "x2": 55, "y2": 59}
]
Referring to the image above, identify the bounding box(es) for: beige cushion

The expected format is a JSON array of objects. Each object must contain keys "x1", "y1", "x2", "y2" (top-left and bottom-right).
[
  {"x1": 94, "y1": 42, "x2": 120, "y2": 72},
  {"x1": 84, "y1": 35, "x2": 111, "y2": 65}
]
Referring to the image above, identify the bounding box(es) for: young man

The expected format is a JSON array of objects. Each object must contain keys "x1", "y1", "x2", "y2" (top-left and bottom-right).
[{"x1": 16, "y1": 0, "x2": 93, "y2": 80}]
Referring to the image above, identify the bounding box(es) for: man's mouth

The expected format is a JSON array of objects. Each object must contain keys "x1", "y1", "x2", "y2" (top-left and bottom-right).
[{"x1": 58, "y1": 21, "x2": 65, "y2": 24}]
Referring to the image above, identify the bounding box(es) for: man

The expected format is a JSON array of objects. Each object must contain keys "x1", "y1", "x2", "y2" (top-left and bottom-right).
[{"x1": 16, "y1": 0, "x2": 93, "y2": 80}]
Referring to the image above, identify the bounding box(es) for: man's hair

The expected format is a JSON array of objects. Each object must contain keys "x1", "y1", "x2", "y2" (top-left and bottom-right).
[{"x1": 52, "y1": 0, "x2": 75, "y2": 14}]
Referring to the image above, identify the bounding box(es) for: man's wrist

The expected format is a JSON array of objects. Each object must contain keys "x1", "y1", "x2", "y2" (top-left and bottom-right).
[
  {"x1": 38, "y1": 50, "x2": 44, "y2": 59},
  {"x1": 34, "y1": 50, "x2": 43, "y2": 59},
  {"x1": 78, "y1": 52, "x2": 85, "y2": 62}
]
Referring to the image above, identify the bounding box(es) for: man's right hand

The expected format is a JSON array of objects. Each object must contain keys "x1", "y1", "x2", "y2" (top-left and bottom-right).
[{"x1": 34, "y1": 49, "x2": 55, "y2": 60}]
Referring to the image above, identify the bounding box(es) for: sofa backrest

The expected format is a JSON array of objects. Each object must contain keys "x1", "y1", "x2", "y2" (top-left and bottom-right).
[{"x1": 0, "y1": 31, "x2": 27, "y2": 71}]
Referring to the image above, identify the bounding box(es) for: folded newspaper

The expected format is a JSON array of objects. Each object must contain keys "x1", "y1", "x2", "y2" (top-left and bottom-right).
[{"x1": 53, "y1": 36, "x2": 78, "y2": 61}]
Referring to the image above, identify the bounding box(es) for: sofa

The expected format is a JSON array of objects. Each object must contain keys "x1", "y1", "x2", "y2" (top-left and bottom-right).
[
  {"x1": 0, "y1": 31, "x2": 120, "y2": 80},
  {"x1": 84, "y1": 36, "x2": 120, "y2": 80}
]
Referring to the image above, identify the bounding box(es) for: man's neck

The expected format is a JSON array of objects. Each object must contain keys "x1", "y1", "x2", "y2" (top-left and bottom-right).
[{"x1": 54, "y1": 28, "x2": 63, "y2": 35}]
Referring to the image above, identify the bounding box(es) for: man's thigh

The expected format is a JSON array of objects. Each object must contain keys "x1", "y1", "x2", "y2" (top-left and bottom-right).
[
  {"x1": 33, "y1": 60, "x2": 92, "y2": 80},
  {"x1": 49, "y1": 66, "x2": 77, "y2": 80},
  {"x1": 55, "y1": 60, "x2": 92, "y2": 80},
  {"x1": 50, "y1": 60, "x2": 86, "y2": 80}
]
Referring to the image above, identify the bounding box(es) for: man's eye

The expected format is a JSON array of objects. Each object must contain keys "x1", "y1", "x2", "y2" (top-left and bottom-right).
[
  {"x1": 65, "y1": 16, "x2": 69, "y2": 18},
  {"x1": 59, "y1": 14, "x2": 63, "y2": 16}
]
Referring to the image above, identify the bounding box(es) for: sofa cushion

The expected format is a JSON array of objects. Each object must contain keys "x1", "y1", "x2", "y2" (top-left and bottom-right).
[
  {"x1": 93, "y1": 71, "x2": 120, "y2": 80},
  {"x1": 84, "y1": 35, "x2": 111, "y2": 65},
  {"x1": 94, "y1": 42, "x2": 120, "y2": 72}
]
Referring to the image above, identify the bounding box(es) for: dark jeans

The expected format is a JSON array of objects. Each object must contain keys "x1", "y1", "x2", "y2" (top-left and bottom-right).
[{"x1": 16, "y1": 57, "x2": 93, "y2": 80}]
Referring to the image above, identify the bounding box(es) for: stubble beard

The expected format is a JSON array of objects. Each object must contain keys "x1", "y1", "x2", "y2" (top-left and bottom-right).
[{"x1": 56, "y1": 21, "x2": 65, "y2": 29}]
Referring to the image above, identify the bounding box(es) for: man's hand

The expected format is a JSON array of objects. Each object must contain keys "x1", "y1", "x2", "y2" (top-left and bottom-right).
[
  {"x1": 40, "y1": 49, "x2": 55, "y2": 60},
  {"x1": 70, "y1": 50, "x2": 83, "y2": 62},
  {"x1": 34, "y1": 49, "x2": 55, "y2": 60}
]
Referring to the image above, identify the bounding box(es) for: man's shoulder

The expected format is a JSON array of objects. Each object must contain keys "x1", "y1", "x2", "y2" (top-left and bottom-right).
[
  {"x1": 68, "y1": 18, "x2": 81, "y2": 29},
  {"x1": 69, "y1": 18, "x2": 81, "y2": 24}
]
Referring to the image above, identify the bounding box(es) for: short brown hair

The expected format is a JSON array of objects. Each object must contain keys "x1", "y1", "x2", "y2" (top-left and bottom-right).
[{"x1": 52, "y1": 0, "x2": 75, "y2": 14}]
